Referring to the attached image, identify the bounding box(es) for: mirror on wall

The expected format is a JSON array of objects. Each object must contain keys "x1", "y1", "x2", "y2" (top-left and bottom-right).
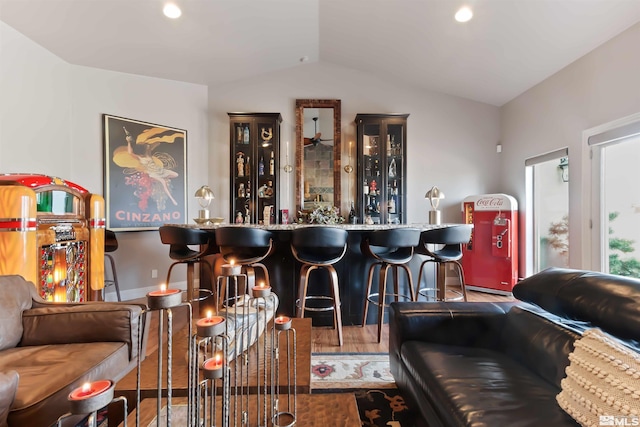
[{"x1": 295, "y1": 99, "x2": 341, "y2": 215}]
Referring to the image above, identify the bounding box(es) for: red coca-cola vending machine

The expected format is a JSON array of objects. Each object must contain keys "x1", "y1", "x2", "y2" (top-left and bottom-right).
[{"x1": 462, "y1": 193, "x2": 518, "y2": 295}]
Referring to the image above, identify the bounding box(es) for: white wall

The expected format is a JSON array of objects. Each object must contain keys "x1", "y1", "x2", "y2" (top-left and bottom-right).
[
  {"x1": 208, "y1": 61, "x2": 501, "y2": 224},
  {"x1": 500, "y1": 22, "x2": 640, "y2": 273},
  {"x1": 0, "y1": 22, "x2": 72, "y2": 174},
  {"x1": 0, "y1": 21, "x2": 209, "y2": 296}
]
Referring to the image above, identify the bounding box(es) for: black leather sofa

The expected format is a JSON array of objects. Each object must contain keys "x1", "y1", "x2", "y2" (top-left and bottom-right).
[{"x1": 389, "y1": 268, "x2": 640, "y2": 427}]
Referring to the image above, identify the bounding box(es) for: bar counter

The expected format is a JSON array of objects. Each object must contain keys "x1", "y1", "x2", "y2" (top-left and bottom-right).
[{"x1": 184, "y1": 222, "x2": 454, "y2": 326}]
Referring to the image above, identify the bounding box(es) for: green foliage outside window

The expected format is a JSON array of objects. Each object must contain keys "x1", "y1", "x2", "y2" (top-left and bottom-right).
[{"x1": 608, "y1": 212, "x2": 640, "y2": 278}]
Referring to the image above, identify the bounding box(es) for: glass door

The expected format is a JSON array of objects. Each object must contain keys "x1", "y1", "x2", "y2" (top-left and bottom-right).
[
  {"x1": 362, "y1": 123, "x2": 382, "y2": 224},
  {"x1": 386, "y1": 123, "x2": 404, "y2": 224},
  {"x1": 525, "y1": 149, "x2": 569, "y2": 276},
  {"x1": 595, "y1": 135, "x2": 640, "y2": 277}
]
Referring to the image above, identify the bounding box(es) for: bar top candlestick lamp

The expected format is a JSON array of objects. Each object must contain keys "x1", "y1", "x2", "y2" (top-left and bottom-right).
[
  {"x1": 425, "y1": 185, "x2": 445, "y2": 225},
  {"x1": 194, "y1": 184, "x2": 215, "y2": 221}
]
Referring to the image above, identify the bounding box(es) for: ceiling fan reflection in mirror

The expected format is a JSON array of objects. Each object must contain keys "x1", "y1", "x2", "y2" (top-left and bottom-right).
[{"x1": 304, "y1": 117, "x2": 334, "y2": 147}]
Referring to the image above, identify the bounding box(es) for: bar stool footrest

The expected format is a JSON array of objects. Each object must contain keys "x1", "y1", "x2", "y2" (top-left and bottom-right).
[
  {"x1": 296, "y1": 296, "x2": 338, "y2": 312},
  {"x1": 366, "y1": 292, "x2": 413, "y2": 307}
]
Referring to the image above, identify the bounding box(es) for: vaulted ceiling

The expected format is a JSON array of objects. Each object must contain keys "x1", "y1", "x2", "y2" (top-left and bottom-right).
[{"x1": 1, "y1": 0, "x2": 639, "y2": 106}]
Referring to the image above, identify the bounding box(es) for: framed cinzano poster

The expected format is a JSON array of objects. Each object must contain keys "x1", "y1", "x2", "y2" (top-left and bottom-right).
[{"x1": 103, "y1": 114, "x2": 187, "y2": 231}]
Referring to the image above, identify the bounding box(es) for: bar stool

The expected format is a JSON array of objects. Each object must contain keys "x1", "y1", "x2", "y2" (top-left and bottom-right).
[
  {"x1": 291, "y1": 226, "x2": 348, "y2": 346},
  {"x1": 159, "y1": 225, "x2": 216, "y2": 303},
  {"x1": 104, "y1": 229, "x2": 121, "y2": 301},
  {"x1": 361, "y1": 228, "x2": 421, "y2": 342},
  {"x1": 416, "y1": 225, "x2": 473, "y2": 302},
  {"x1": 214, "y1": 227, "x2": 274, "y2": 291}
]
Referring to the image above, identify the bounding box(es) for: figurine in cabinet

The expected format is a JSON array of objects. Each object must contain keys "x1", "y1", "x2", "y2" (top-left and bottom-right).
[{"x1": 237, "y1": 152, "x2": 245, "y2": 177}]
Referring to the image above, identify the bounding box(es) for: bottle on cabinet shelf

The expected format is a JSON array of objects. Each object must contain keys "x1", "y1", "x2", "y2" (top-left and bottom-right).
[
  {"x1": 258, "y1": 156, "x2": 265, "y2": 176},
  {"x1": 243, "y1": 125, "x2": 250, "y2": 144},
  {"x1": 269, "y1": 151, "x2": 275, "y2": 175}
]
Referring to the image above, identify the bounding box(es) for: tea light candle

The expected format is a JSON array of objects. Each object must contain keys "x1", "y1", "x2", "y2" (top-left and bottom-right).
[
  {"x1": 202, "y1": 353, "x2": 224, "y2": 379},
  {"x1": 196, "y1": 310, "x2": 226, "y2": 337},
  {"x1": 147, "y1": 284, "x2": 182, "y2": 309},
  {"x1": 221, "y1": 259, "x2": 241, "y2": 276},
  {"x1": 69, "y1": 380, "x2": 111, "y2": 400},
  {"x1": 274, "y1": 315, "x2": 292, "y2": 330},
  {"x1": 252, "y1": 281, "x2": 271, "y2": 298},
  {"x1": 68, "y1": 380, "x2": 114, "y2": 414}
]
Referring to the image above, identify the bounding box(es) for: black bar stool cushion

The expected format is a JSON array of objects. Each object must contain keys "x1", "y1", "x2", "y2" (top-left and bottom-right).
[
  {"x1": 361, "y1": 228, "x2": 421, "y2": 264},
  {"x1": 417, "y1": 225, "x2": 472, "y2": 261},
  {"x1": 291, "y1": 227, "x2": 348, "y2": 265},
  {"x1": 105, "y1": 229, "x2": 118, "y2": 253},
  {"x1": 214, "y1": 227, "x2": 273, "y2": 264},
  {"x1": 159, "y1": 225, "x2": 211, "y2": 261}
]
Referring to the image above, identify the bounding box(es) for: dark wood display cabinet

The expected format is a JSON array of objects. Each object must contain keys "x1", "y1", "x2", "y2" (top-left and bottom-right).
[
  {"x1": 355, "y1": 113, "x2": 409, "y2": 224},
  {"x1": 228, "y1": 113, "x2": 282, "y2": 224}
]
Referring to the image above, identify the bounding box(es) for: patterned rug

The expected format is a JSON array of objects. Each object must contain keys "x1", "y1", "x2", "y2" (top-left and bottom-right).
[
  {"x1": 355, "y1": 388, "x2": 417, "y2": 427},
  {"x1": 311, "y1": 352, "x2": 396, "y2": 390}
]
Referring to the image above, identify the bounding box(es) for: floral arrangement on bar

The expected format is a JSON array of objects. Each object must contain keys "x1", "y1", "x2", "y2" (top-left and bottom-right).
[{"x1": 298, "y1": 204, "x2": 345, "y2": 225}]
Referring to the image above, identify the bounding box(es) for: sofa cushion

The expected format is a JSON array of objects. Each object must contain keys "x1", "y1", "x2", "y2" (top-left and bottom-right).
[
  {"x1": 400, "y1": 340, "x2": 579, "y2": 427},
  {"x1": 0, "y1": 371, "x2": 19, "y2": 427},
  {"x1": 557, "y1": 328, "x2": 640, "y2": 426},
  {"x1": 513, "y1": 268, "x2": 640, "y2": 343},
  {"x1": 0, "y1": 276, "x2": 34, "y2": 351},
  {"x1": 0, "y1": 342, "x2": 129, "y2": 427}
]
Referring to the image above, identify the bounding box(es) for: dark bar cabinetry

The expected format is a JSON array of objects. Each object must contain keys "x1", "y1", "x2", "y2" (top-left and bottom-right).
[
  {"x1": 228, "y1": 113, "x2": 282, "y2": 224},
  {"x1": 355, "y1": 113, "x2": 409, "y2": 224}
]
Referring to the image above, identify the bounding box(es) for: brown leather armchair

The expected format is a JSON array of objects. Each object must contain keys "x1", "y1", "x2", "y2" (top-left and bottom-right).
[{"x1": 0, "y1": 275, "x2": 149, "y2": 427}]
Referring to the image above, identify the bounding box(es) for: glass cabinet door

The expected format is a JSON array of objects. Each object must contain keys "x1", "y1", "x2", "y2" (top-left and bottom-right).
[
  {"x1": 386, "y1": 123, "x2": 404, "y2": 224},
  {"x1": 356, "y1": 114, "x2": 408, "y2": 224},
  {"x1": 229, "y1": 113, "x2": 281, "y2": 224}
]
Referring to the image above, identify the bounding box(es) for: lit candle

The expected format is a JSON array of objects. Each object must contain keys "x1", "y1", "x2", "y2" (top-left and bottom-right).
[
  {"x1": 252, "y1": 281, "x2": 271, "y2": 298},
  {"x1": 69, "y1": 380, "x2": 112, "y2": 401},
  {"x1": 221, "y1": 259, "x2": 242, "y2": 276},
  {"x1": 274, "y1": 315, "x2": 292, "y2": 330},
  {"x1": 202, "y1": 352, "x2": 224, "y2": 379},
  {"x1": 196, "y1": 310, "x2": 226, "y2": 337},
  {"x1": 68, "y1": 379, "x2": 115, "y2": 414},
  {"x1": 147, "y1": 283, "x2": 182, "y2": 309}
]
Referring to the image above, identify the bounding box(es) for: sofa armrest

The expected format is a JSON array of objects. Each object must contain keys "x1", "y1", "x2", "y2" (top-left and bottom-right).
[
  {"x1": 389, "y1": 301, "x2": 520, "y2": 362},
  {"x1": 20, "y1": 302, "x2": 149, "y2": 361}
]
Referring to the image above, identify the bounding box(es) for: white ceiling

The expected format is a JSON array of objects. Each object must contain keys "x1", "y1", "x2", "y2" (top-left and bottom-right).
[{"x1": 1, "y1": 0, "x2": 639, "y2": 106}]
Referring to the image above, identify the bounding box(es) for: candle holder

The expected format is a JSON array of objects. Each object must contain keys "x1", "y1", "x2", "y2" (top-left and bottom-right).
[
  {"x1": 271, "y1": 320, "x2": 297, "y2": 427},
  {"x1": 146, "y1": 290, "x2": 194, "y2": 427},
  {"x1": 189, "y1": 263, "x2": 288, "y2": 427},
  {"x1": 58, "y1": 380, "x2": 128, "y2": 427}
]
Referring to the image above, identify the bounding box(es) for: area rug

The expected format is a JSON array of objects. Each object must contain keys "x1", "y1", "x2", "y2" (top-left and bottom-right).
[
  {"x1": 355, "y1": 388, "x2": 417, "y2": 427},
  {"x1": 311, "y1": 352, "x2": 396, "y2": 390},
  {"x1": 143, "y1": 389, "x2": 415, "y2": 427}
]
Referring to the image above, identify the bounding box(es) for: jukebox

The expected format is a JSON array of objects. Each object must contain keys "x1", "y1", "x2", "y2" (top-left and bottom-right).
[{"x1": 0, "y1": 174, "x2": 105, "y2": 301}]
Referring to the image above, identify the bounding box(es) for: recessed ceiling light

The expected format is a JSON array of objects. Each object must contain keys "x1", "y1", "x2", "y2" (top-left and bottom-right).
[
  {"x1": 455, "y1": 6, "x2": 473, "y2": 23},
  {"x1": 163, "y1": 3, "x2": 182, "y2": 19}
]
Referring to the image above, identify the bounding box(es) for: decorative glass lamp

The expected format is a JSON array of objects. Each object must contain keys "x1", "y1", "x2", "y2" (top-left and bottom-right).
[
  {"x1": 194, "y1": 185, "x2": 215, "y2": 220},
  {"x1": 425, "y1": 186, "x2": 445, "y2": 225}
]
